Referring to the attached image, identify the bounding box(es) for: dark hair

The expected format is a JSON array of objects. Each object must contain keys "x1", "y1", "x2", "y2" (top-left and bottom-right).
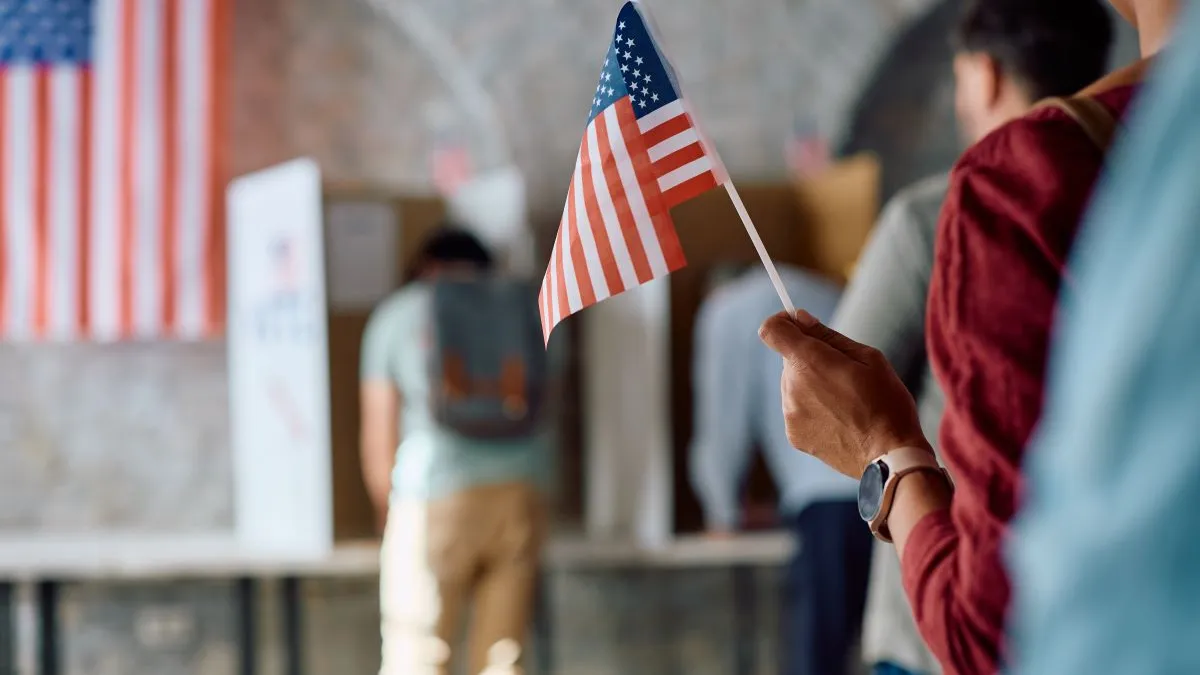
[
  {"x1": 403, "y1": 225, "x2": 494, "y2": 284},
  {"x1": 953, "y1": 0, "x2": 1114, "y2": 101}
]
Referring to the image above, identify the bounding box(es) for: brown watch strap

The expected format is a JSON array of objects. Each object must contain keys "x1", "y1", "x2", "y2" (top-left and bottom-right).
[{"x1": 871, "y1": 448, "x2": 950, "y2": 543}]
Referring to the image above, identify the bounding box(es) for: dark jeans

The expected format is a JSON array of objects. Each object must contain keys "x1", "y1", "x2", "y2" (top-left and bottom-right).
[{"x1": 783, "y1": 499, "x2": 874, "y2": 675}]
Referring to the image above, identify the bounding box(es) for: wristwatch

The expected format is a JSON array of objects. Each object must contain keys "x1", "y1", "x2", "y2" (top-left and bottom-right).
[{"x1": 858, "y1": 446, "x2": 952, "y2": 543}]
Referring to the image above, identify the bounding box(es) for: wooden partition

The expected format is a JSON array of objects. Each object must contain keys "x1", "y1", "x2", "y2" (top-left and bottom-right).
[{"x1": 323, "y1": 189, "x2": 447, "y2": 541}]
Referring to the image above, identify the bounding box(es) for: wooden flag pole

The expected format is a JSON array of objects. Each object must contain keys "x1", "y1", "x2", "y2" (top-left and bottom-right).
[{"x1": 724, "y1": 182, "x2": 797, "y2": 315}]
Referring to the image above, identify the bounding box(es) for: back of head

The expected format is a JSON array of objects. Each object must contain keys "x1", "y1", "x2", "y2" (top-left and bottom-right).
[
  {"x1": 954, "y1": 0, "x2": 1115, "y2": 100},
  {"x1": 404, "y1": 225, "x2": 494, "y2": 285}
]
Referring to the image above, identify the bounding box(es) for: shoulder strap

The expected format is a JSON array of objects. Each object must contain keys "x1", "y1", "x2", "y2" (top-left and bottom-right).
[{"x1": 1036, "y1": 96, "x2": 1120, "y2": 153}]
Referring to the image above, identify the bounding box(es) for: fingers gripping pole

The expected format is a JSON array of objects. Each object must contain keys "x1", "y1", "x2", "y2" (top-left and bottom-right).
[{"x1": 724, "y1": 182, "x2": 796, "y2": 314}]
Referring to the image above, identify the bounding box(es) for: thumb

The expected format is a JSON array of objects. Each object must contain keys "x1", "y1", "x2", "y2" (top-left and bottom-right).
[
  {"x1": 792, "y1": 310, "x2": 869, "y2": 358},
  {"x1": 758, "y1": 311, "x2": 809, "y2": 358},
  {"x1": 758, "y1": 311, "x2": 845, "y2": 369}
]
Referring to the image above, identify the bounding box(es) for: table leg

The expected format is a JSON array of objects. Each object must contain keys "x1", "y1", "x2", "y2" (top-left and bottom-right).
[
  {"x1": 533, "y1": 572, "x2": 553, "y2": 674},
  {"x1": 0, "y1": 582, "x2": 13, "y2": 675},
  {"x1": 732, "y1": 565, "x2": 758, "y2": 675},
  {"x1": 280, "y1": 577, "x2": 302, "y2": 675},
  {"x1": 35, "y1": 582, "x2": 58, "y2": 675},
  {"x1": 235, "y1": 578, "x2": 258, "y2": 675}
]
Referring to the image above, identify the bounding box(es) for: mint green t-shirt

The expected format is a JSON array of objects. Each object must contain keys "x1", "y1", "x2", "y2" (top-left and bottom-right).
[{"x1": 360, "y1": 284, "x2": 551, "y2": 502}]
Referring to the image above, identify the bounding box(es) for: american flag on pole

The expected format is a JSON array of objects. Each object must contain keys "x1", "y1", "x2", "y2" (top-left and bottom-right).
[
  {"x1": 539, "y1": 1, "x2": 725, "y2": 342},
  {"x1": 0, "y1": 0, "x2": 228, "y2": 342}
]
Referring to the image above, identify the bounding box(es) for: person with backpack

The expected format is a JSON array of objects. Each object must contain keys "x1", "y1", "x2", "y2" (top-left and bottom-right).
[
  {"x1": 360, "y1": 226, "x2": 551, "y2": 675},
  {"x1": 757, "y1": 0, "x2": 1179, "y2": 672},
  {"x1": 838, "y1": 3, "x2": 1113, "y2": 674}
]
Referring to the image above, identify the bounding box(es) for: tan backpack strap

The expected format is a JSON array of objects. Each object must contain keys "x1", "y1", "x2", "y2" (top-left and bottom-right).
[{"x1": 1036, "y1": 96, "x2": 1120, "y2": 153}]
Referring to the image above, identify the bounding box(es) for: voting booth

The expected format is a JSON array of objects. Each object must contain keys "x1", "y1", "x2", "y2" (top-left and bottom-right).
[{"x1": 226, "y1": 158, "x2": 445, "y2": 556}]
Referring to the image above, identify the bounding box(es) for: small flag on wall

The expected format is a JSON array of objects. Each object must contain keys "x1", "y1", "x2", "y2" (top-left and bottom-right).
[
  {"x1": 0, "y1": 0, "x2": 229, "y2": 341},
  {"x1": 537, "y1": 0, "x2": 728, "y2": 343}
]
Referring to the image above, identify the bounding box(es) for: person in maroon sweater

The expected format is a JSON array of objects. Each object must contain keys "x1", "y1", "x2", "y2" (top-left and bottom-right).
[{"x1": 758, "y1": 1, "x2": 1183, "y2": 673}]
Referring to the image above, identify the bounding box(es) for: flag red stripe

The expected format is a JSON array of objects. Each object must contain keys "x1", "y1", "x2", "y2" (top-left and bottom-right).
[
  {"x1": 554, "y1": 228, "x2": 569, "y2": 324},
  {"x1": 33, "y1": 70, "x2": 51, "y2": 337},
  {"x1": 578, "y1": 133, "x2": 625, "y2": 296},
  {"x1": 661, "y1": 171, "x2": 720, "y2": 210},
  {"x1": 653, "y1": 141, "x2": 706, "y2": 177},
  {"x1": 563, "y1": 179, "x2": 596, "y2": 307},
  {"x1": 617, "y1": 102, "x2": 686, "y2": 270},
  {"x1": 78, "y1": 71, "x2": 93, "y2": 333},
  {"x1": 0, "y1": 72, "x2": 7, "y2": 335},
  {"x1": 641, "y1": 113, "x2": 691, "y2": 149},
  {"x1": 595, "y1": 111, "x2": 653, "y2": 284},
  {"x1": 160, "y1": 0, "x2": 179, "y2": 333},
  {"x1": 118, "y1": 0, "x2": 137, "y2": 338},
  {"x1": 206, "y1": 0, "x2": 231, "y2": 335}
]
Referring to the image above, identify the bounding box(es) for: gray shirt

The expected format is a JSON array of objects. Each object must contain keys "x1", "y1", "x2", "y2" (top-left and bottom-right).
[{"x1": 830, "y1": 173, "x2": 949, "y2": 674}]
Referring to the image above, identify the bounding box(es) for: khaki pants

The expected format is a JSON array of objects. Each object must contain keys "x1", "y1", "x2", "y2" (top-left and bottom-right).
[{"x1": 379, "y1": 482, "x2": 545, "y2": 675}]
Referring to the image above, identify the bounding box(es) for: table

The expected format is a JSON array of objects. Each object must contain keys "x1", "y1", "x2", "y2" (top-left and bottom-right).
[{"x1": 0, "y1": 532, "x2": 793, "y2": 675}]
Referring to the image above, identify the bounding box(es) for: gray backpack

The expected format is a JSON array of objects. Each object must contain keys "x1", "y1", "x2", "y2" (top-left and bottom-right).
[{"x1": 427, "y1": 277, "x2": 548, "y2": 440}]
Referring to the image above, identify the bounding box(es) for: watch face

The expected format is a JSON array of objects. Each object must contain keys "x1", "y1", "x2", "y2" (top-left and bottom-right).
[{"x1": 858, "y1": 461, "x2": 889, "y2": 522}]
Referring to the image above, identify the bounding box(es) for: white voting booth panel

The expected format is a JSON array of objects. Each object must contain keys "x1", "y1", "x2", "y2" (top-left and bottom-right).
[{"x1": 227, "y1": 158, "x2": 334, "y2": 557}]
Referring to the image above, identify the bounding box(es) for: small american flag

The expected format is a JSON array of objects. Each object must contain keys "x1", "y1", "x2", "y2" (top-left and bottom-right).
[
  {"x1": 0, "y1": 0, "x2": 228, "y2": 341},
  {"x1": 539, "y1": 1, "x2": 724, "y2": 342}
]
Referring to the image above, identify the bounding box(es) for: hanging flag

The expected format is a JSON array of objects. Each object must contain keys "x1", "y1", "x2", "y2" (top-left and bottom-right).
[
  {"x1": 538, "y1": 0, "x2": 727, "y2": 342},
  {"x1": 0, "y1": 0, "x2": 228, "y2": 341}
]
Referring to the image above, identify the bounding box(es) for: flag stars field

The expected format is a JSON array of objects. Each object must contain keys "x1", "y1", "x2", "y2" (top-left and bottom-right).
[{"x1": 539, "y1": 0, "x2": 725, "y2": 342}]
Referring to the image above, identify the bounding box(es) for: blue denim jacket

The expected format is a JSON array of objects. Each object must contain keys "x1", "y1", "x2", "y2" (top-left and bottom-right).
[{"x1": 1010, "y1": 9, "x2": 1200, "y2": 673}]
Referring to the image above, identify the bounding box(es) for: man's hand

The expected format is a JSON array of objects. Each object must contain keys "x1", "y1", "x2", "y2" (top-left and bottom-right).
[{"x1": 759, "y1": 309, "x2": 931, "y2": 478}]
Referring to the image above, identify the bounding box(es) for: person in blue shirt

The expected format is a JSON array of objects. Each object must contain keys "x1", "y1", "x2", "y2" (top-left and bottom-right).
[
  {"x1": 1008, "y1": 1, "x2": 1200, "y2": 672},
  {"x1": 688, "y1": 264, "x2": 866, "y2": 675}
]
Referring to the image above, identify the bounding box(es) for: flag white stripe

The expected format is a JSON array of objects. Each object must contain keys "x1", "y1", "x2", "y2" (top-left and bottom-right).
[
  {"x1": 585, "y1": 122, "x2": 637, "y2": 289},
  {"x1": 133, "y1": 0, "x2": 163, "y2": 338},
  {"x1": 551, "y1": 194, "x2": 571, "y2": 321},
  {"x1": 659, "y1": 156, "x2": 713, "y2": 191},
  {"x1": 647, "y1": 127, "x2": 699, "y2": 163},
  {"x1": 48, "y1": 67, "x2": 81, "y2": 339},
  {"x1": 90, "y1": 0, "x2": 123, "y2": 340},
  {"x1": 176, "y1": 0, "x2": 208, "y2": 337},
  {"x1": 5, "y1": 69, "x2": 35, "y2": 340},
  {"x1": 569, "y1": 153, "x2": 610, "y2": 303},
  {"x1": 636, "y1": 99, "x2": 684, "y2": 133},
  {"x1": 538, "y1": 273, "x2": 551, "y2": 338},
  {"x1": 547, "y1": 232, "x2": 560, "y2": 326},
  {"x1": 603, "y1": 106, "x2": 667, "y2": 277},
  {"x1": 559, "y1": 194, "x2": 582, "y2": 313}
]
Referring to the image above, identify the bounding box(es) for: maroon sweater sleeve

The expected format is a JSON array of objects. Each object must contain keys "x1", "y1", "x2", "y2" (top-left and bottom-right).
[{"x1": 900, "y1": 108, "x2": 1110, "y2": 675}]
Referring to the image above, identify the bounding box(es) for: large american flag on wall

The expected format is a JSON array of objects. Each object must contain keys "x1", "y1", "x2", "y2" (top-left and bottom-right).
[
  {"x1": 0, "y1": 0, "x2": 227, "y2": 341},
  {"x1": 539, "y1": 0, "x2": 725, "y2": 342}
]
